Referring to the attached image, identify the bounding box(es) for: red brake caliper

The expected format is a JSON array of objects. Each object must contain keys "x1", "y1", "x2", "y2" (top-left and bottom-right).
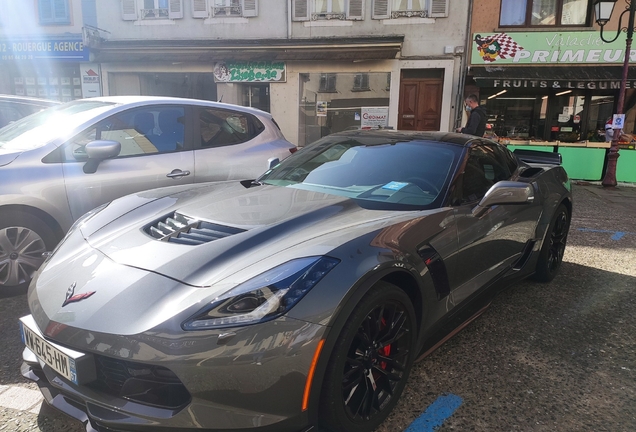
[{"x1": 378, "y1": 317, "x2": 391, "y2": 370}]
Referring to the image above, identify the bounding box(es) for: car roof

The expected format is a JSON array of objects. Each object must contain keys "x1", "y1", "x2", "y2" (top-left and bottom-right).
[
  {"x1": 0, "y1": 94, "x2": 61, "y2": 106},
  {"x1": 87, "y1": 96, "x2": 272, "y2": 118},
  {"x1": 326, "y1": 129, "x2": 481, "y2": 147}
]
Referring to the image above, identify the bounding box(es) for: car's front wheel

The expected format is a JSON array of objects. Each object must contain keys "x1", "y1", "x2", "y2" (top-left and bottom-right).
[
  {"x1": 533, "y1": 203, "x2": 570, "y2": 282},
  {"x1": 319, "y1": 281, "x2": 417, "y2": 432},
  {"x1": 0, "y1": 211, "x2": 57, "y2": 294}
]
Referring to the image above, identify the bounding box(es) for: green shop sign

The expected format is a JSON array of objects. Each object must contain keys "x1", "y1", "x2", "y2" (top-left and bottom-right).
[
  {"x1": 471, "y1": 31, "x2": 632, "y2": 65},
  {"x1": 213, "y1": 61, "x2": 286, "y2": 83}
]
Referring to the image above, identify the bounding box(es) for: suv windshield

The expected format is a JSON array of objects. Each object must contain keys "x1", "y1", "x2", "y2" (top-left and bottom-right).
[
  {"x1": 0, "y1": 100, "x2": 115, "y2": 151},
  {"x1": 259, "y1": 135, "x2": 461, "y2": 208}
]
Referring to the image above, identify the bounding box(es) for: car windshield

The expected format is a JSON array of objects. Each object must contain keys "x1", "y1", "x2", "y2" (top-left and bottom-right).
[
  {"x1": 259, "y1": 135, "x2": 461, "y2": 209},
  {"x1": 0, "y1": 100, "x2": 116, "y2": 151}
]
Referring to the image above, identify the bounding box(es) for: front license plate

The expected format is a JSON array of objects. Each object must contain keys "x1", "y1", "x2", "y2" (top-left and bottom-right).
[{"x1": 19, "y1": 317, "x2": 80, "y2": 385}]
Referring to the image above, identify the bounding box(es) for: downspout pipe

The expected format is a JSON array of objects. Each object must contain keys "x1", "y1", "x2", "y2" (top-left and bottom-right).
[
  {"x1": 288, "y1": 0, "x2": 293, "y2": 39},
  {"x1": 455, "y1": 0, "x2": 474, "y2": 130}
]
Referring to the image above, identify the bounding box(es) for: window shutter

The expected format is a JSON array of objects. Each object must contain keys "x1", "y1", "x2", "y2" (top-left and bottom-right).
[
  {"x1": 53, "y1": 0, "x2": 70, "y2": 22},
  {"x1": 428, "y1": 0, "x2": 448, "y2": 17},
  {"x1": 242, "y1": 0, "x2": 258, "y2": 17},
  {"x1": 372, "y1": 0, "x2": 389, "y2": 19},
  {"x1": 169, "y1": 0, "x2": 183, "y2": 18},
  {"x1": 292, "y1": 0, "x2": 309, "y2": 21},
  {"x1": 121, "y1": 0, "x2": 137, "y2": 20},
  {"x1": 347, "y1": 0, "x2": 364, "y2": 20},
  {"x1": 192, "y1": 0, "x2": 208, "y2": 17},
  {"x1": 39, "y1": 0, "x2": 54, "y2": 22}
]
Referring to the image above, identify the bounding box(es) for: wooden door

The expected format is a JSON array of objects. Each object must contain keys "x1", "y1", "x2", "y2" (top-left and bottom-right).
[{"x1": 398, "y1": 77, "x2": 443, "y2": 131}]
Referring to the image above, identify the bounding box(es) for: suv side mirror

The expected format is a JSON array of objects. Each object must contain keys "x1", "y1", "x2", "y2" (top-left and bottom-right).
[
  {"x1": 472, "y1": 181, "x2": 534, "y2": 218},
  {"x1": 83, "y1": 140, "x2": 121, "y2": 174}
]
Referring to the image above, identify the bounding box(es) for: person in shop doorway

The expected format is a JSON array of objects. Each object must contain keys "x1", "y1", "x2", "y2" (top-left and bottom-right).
[{"x1": 456, "y1": 94, "x2": 487, "y2": 137}]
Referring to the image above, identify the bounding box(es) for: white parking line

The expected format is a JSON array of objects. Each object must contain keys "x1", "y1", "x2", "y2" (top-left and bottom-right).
[{"x1": 0, "y1": 385, "x2": 43, "y2": 414}]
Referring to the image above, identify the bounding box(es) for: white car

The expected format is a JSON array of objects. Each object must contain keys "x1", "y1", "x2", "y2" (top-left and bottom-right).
[{"x1": 0, "y1": 96, "x2": 295, "y2": 290}]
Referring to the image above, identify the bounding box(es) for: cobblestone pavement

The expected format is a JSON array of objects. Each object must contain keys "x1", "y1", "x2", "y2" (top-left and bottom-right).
[{"x1": 0, "y1": 184, "x2": 634, "y2": 431}]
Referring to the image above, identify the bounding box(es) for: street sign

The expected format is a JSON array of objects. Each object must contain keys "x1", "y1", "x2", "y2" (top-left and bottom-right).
[{"x1": 613, "y1": 114, "x2": 625, "y2": 129}]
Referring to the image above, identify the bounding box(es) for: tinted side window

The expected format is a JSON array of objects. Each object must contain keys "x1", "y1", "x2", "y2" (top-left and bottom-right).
[
  {"x1": 63, "y1": 107, "x2": 186, "y2": 161},
  {"x1": 198, "y1": 108, "x2": 259, "y2": 148},
  {"x1": 461, "y1": 145, "x2": 512, "y2": 203}
]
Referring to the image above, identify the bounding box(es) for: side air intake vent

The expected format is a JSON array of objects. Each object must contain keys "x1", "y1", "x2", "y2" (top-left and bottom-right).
[{"x1": 145, "y1": 212, "x2": 245, "y2": 245}]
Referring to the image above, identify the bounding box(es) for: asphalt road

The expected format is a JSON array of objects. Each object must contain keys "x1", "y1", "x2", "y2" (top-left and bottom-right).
[{"x1": 0, "y1": 184, "x2": 634, "y2": 432}]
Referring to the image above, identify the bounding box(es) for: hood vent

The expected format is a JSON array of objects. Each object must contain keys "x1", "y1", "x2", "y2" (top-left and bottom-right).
[{"x1": 145, "y1": 212, "x2": 245, "y2": 245}]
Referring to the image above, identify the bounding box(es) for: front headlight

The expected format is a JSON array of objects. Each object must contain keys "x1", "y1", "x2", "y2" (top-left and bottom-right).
[{"x1": 182, "y1": 256, "x2": 339, "y2": 330}]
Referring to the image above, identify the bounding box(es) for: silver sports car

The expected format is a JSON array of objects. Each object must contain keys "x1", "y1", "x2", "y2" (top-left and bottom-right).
[{"x1": 21, "y1": 131, "x2": 572, "y2": 432}]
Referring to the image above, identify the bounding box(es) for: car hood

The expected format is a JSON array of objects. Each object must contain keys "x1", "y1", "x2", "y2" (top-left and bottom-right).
[{"x1": 81, "y1": 182, "x2": 407, "y2": 287}]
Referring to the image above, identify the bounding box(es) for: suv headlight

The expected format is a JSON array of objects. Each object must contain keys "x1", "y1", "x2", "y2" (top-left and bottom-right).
[{"x1": 183, "y1": 256, "x2": 339, "y2": 330}]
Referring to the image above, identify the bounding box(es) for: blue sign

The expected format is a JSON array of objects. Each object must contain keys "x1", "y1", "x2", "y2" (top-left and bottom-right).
[{"x1": 0, "y1": 38, "x2": 89, "y2": 62}]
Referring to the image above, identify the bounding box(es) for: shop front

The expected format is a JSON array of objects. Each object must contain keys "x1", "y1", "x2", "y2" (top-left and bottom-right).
[
  {"x1": 0, "y1": 35, "x2": 95, "y2": 101},
  {"x1": 467, "y1": 30, "x2": 636, "y2": 182}
]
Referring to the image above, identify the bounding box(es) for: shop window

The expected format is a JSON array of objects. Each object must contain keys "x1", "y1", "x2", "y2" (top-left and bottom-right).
[
  {"x1": 353, "y1": 74, "x2": 370, "y2": 91},
  {"x1": 319, "y1": 74, "x2": 337, "y2": 93},
  {"x1": 39, "y1": 0, "x2": 70, "y2": 24},
  {"x1": 299, "y1": 72, "x2": 391, "y2": 146},
  {"x1": 499, "y1": 0, "x2": 589, "y2": 27},
  {"x1": 372, "y1": 0, "x2": 449, "y2": 19}
]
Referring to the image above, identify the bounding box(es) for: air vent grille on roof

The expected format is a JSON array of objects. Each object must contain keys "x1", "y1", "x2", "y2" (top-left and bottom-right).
[{"x1": 145, "y1": 212, "x2": 245, "y2": 245}]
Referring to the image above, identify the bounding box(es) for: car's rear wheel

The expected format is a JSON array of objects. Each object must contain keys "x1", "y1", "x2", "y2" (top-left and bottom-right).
[
  {"x1": 0, "y1": 211, "x2": 57, "y2": 294},
  {"x1": 533, "y1": 203, "x2": 570, "y2": 283},
  {"x1": 319, "y1": 281, "x2": 417, "y2": 432}
]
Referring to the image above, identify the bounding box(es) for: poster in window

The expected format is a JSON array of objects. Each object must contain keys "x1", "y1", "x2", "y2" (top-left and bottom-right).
[
  {"x1": 25, "y1": 77, "x2": 36, "y2": 86},
  {"x1": 73, "y1": 77, "x2": 81, "y2": 86},
  {"x1": 62, "y1": 88, "x2": 72, "y2": 97},
  {"x1": 316, "y1": 101, "x2": 328, "y2": 117},
  {"x1": 37, "y1": 77, "x2": 47, "y2": 86},
  {"x1": 361, "y1": 107, "x2": 389, "y2": 129},
  {"x1": 74, "y1": 88, "x2": 82, "y2": 97},
  {"x1": 38, "y1": 88, "x2": 48, "y2": 97},
  {"x1": 14, "y1": 77, "x2": 24, "y2": 85},
  {"x1": 49, "y1": 88, "x2": 59, "y2": 97},
  {"x1": 26, "y1": 87, "x2": 36, "y2": 96},
  {"x1": 49, "y1": 77, "x2": 59, "y2": 85},
  {"x1": 61, "y1": 77, "x2": 71, "y2": 85},
  {"x1": 15, "y1": 88, "x2": 25, "y2": 96}
]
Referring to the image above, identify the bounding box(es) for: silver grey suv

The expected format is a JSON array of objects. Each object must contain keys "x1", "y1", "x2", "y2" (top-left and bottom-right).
[{"x1": 0, "y1": 96, "x2": 295, "y2": 290}]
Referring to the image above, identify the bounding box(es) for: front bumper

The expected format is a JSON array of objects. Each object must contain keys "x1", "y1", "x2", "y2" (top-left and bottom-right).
[{"x1": 21, "y1": 315, "x2": 327, "y2": 432}]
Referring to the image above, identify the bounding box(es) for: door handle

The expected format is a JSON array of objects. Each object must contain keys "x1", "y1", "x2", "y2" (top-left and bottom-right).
[{"x1": 166, "y1": 169, "x2": 191, "y2": 179}]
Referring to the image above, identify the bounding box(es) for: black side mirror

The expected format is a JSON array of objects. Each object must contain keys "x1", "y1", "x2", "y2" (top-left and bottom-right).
[
  {"x1": 472, "y1": 181, "x2": 534, "y2": 218},
  {"x1": 83, "y1": 140, "x2": 121, "y2": 174}
]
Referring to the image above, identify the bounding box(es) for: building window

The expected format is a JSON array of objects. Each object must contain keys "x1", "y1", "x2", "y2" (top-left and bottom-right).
[
  {"x1": 499, "y1": 0, "x2": 589, "y2": 26},
  {"x1": 353, "y1": 73, "x2": 370, "y2": 91},
  {"x1": 142, "y1": 0, "x2": 169, "y2": 19},
  {"x1": 392, "y1": 0, "x2": 426, "y2": 17},
  {"x1": 39, "y1": 0, "x2": 70, "y2": 24},
  {"x1": 213, "y1": 0, "x2": 242, "y2": 16},
  {"x1": 372, "y1": 0, "x2": 448, "y2": 19},
  {"x1": 312, "y1": 0, "x2": 345, "y2": 19},
  {"x1": 319, "y1": 74, "x2": 337, "y2": 92}
]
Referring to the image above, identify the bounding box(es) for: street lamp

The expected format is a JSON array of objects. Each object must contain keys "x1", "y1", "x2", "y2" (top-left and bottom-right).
[{"x1": 594, "y1": 0, "x2": 636, "y2": 186}]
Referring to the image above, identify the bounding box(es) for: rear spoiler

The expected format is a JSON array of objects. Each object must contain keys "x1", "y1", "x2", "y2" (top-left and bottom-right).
[{"x1": 513, "y1": 149, "x2": 562, "y2": 165}]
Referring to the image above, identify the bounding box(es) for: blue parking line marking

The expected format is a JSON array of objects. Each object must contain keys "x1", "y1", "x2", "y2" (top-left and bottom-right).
[
  {"x1": 577, "y1": 228, "x2": 633, "y2": 240},
  {"x1": 404, "y1": 393, "x2": 463, "y2": 432},
  {"x1": 611, "y1": 232, "x2": 626, "y2": 241}
]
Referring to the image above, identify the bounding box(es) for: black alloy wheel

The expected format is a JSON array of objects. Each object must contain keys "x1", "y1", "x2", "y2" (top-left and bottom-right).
[
  {"x1": 320, "y1": 282, "x2": 416, "y2": 432},
  {"x1": 534, "y1": 203, "x2": 570, "y2": 282}
]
